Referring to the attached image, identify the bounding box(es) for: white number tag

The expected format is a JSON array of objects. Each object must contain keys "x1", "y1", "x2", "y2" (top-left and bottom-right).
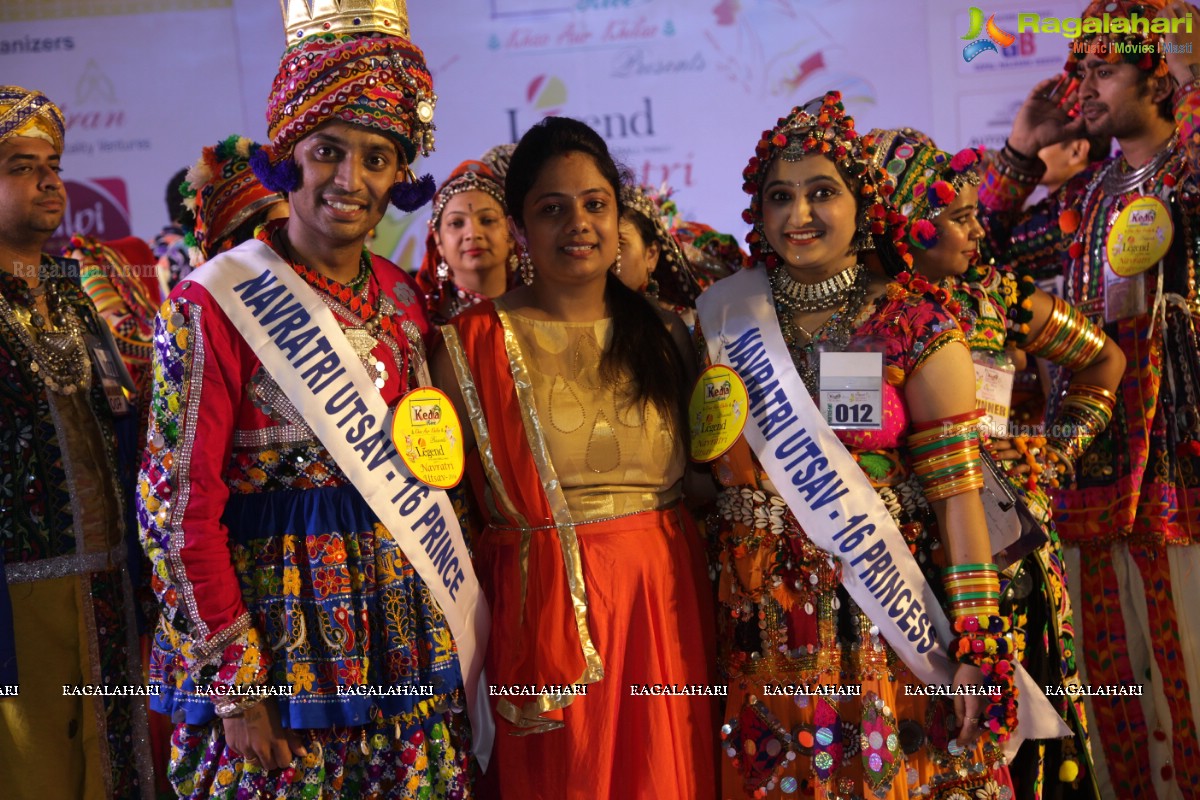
[{"x1": 819, "y1": 351, "x2": 883, "y2": 430}]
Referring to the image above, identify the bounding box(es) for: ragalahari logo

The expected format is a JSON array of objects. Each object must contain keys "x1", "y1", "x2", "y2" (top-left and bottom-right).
[{"x1": 962, "y1": 7, "x2": 1016, "y2": 61}]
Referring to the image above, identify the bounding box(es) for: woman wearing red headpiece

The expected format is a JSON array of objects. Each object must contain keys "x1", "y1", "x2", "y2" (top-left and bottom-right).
[
  {"x1": 416, "y1": 160, "x2": 517, "y2": 325},
  {"x1": 867, "y1": 130, "x2": 1123, "y2": 799},
  {"x1": 694, "y1": 93, "x2": 1057, "y2": 799}
]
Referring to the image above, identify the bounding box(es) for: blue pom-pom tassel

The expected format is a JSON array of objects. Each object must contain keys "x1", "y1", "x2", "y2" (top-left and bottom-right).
[
  {"x1": 249, "y1": 146, "x2": 300, "y2": 193},
  {"x1": 390, "y1": 174, "x2": 436, "y2": 212}
]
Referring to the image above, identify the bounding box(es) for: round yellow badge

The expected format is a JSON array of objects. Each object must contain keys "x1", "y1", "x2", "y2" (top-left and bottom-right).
[
  {"x1": 390, "y1": 387, "x2": 465, "y2": 489},
  {"x1": 1106, "y1": 196, "x2": 1173, "y2": 277},
  {"x1": 688, "y1": 364, "x2": 750, "y2": 462}
]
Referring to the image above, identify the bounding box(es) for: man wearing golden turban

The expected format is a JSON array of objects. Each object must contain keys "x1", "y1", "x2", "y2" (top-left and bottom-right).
[{"x1": 0, "y1": 85, "x2": 153, "y2": 798}]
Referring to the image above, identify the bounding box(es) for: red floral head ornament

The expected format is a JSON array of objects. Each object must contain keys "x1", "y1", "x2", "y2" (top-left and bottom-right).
[
  {"x1": 868, "y1": 129, "x2": 984, "y2": 252},
  {"x1": 741, "y1": 92, "x2": 910, "y2": 269}
]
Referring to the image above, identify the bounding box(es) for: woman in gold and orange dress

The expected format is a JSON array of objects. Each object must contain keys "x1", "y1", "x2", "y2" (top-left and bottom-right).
[{"x1": 433, "y1": 116, "x2": 716, "y2": 799}]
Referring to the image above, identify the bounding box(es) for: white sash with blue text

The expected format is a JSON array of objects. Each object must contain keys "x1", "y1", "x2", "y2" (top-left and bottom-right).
[
  {"x1": 191, "y1": 240, "x2": 493, "y2": 764},
  {"x1": 696, "y1": 266, "x2": 1067, "y2": 753}
]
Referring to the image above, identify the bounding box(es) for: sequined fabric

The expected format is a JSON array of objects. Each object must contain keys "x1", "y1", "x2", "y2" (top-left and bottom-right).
[
  {"x1": 0, "y1": 264, "x2": 150, "y2": 797},
  {"x1": 705, "y1": 287, "x2": 1011, "y2": 799},
  {"x1": 137, "y1": 245, "x2": 472, "y2": 796},
  {"x1": 169, "y1": 713, "x2": 470, "y2": 800}
]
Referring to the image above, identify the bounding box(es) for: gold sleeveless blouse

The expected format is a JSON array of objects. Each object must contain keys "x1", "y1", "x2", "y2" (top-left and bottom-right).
[{"x1": 502, "y1": 307, "x2": 683, "y2": 521}]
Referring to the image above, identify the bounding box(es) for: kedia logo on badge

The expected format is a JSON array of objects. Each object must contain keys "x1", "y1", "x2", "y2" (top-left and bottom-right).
[{"x1": 961, "y1": 6, "x2": 1016, "y2": 61}]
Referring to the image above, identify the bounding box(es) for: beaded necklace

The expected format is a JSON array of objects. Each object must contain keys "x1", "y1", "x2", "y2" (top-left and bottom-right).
[
  {"x1": 770, "y1": 265, "x2": 870, "y2": 396},
  {"x1": 272, "y1": 230, "x2": 393, "y2": 328},
  {"x1": 441, "y1": 281, "x2": 486, "y2": 322},
  {"x1": 269, "y1": 228, "x2": 404, "y2": 389},
  {"x1": 0, "y1": 267, "x2": 92, "y2": 395},
  {"x1": 1067, "y1": 139, "x2": 1181, "y2": 307}
]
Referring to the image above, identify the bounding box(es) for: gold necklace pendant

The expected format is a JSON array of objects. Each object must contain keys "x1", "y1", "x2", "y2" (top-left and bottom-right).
[
  {"x1": 343, "y1": 326, "x2": 388, "y2": 388},
  {"x1": 342, "y1": 327, "x2": 378, "y2": 361},
  {"x1": 342, "y1": 326, "x2": 391, "y2": 389}
]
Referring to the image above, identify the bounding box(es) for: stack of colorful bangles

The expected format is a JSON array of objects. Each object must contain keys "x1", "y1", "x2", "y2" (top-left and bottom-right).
[
  {"x1": 1023, "y1": 295, "x2": 1106, "y2": 372},
  {"x1": 907, "y1": 408, "x2": 987, "y2": 502},
  {"x1": 944, "y1": 562, "x2": 1019, "y2": 744},
  {"x1": 1047, "y1": 383, "x2": 1116, "y2": 473}
]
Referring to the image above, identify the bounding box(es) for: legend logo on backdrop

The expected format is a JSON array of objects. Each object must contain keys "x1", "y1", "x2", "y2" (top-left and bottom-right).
[
  {"x1": 961, "y1": 6, "x2": 1015, "y2": 61},
  {"x1": 505, "y1": 74, "x2": 656, "y2": 144},
  {"x1": 502, "y1": 74, "x2": 694, "y2": 189}
]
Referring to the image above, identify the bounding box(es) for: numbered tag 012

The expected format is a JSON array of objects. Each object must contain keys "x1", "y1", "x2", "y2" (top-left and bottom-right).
[{"x1": 819, "y1": 351, "x2": 883, "y2": 430}]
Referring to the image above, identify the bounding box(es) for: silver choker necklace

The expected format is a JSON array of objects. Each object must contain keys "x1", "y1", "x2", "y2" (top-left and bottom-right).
[
  {"x1": 1103, "y1": 136, "x2": 1178, "y2": 195},
  {"x1": 770, "y1": 263, "x2": 863, "y2": 313}
]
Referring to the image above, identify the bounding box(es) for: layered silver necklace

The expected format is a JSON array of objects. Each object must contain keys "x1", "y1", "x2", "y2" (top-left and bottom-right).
[
  {"x1": 770, "y1": 263, "x2": 864, "y2": 314},
  {"x1": 1101, "y1": 134, "x2": 1178, "y2": 195},
  {"x1": 0, "y1": 276, "x2": 91, "y2": 395},
  {"x1": 770, "y1": 264, "x2": 870, "y2": 395}
]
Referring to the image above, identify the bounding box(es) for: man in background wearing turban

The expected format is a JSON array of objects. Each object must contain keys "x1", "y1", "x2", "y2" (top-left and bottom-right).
[
  {"x1": 178, "y1": 135, "x2": 288, "y2": 270},
  {"x1": 0, "y1": 85, "x2": 153, "y2": 799},
  {"x1": 978, "y1": 2, "x2": 1200, "y2": 796},
  {"x1": 136, "y1": 2, "x2": 485, "y2": 797}
]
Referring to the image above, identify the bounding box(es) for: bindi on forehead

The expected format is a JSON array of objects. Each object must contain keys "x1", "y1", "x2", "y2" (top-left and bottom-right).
[
  {"x1": 447, "y1": 192, "x2": 503, "y2": 212},
  {"x1": 447, "y1": 201, "x2": 498, "y2": 217}
]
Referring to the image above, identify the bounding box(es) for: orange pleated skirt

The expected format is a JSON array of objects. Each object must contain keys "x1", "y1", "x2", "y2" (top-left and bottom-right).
[{"x1": 477, "y1": 506, "x2": 718, "y2": 800}]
